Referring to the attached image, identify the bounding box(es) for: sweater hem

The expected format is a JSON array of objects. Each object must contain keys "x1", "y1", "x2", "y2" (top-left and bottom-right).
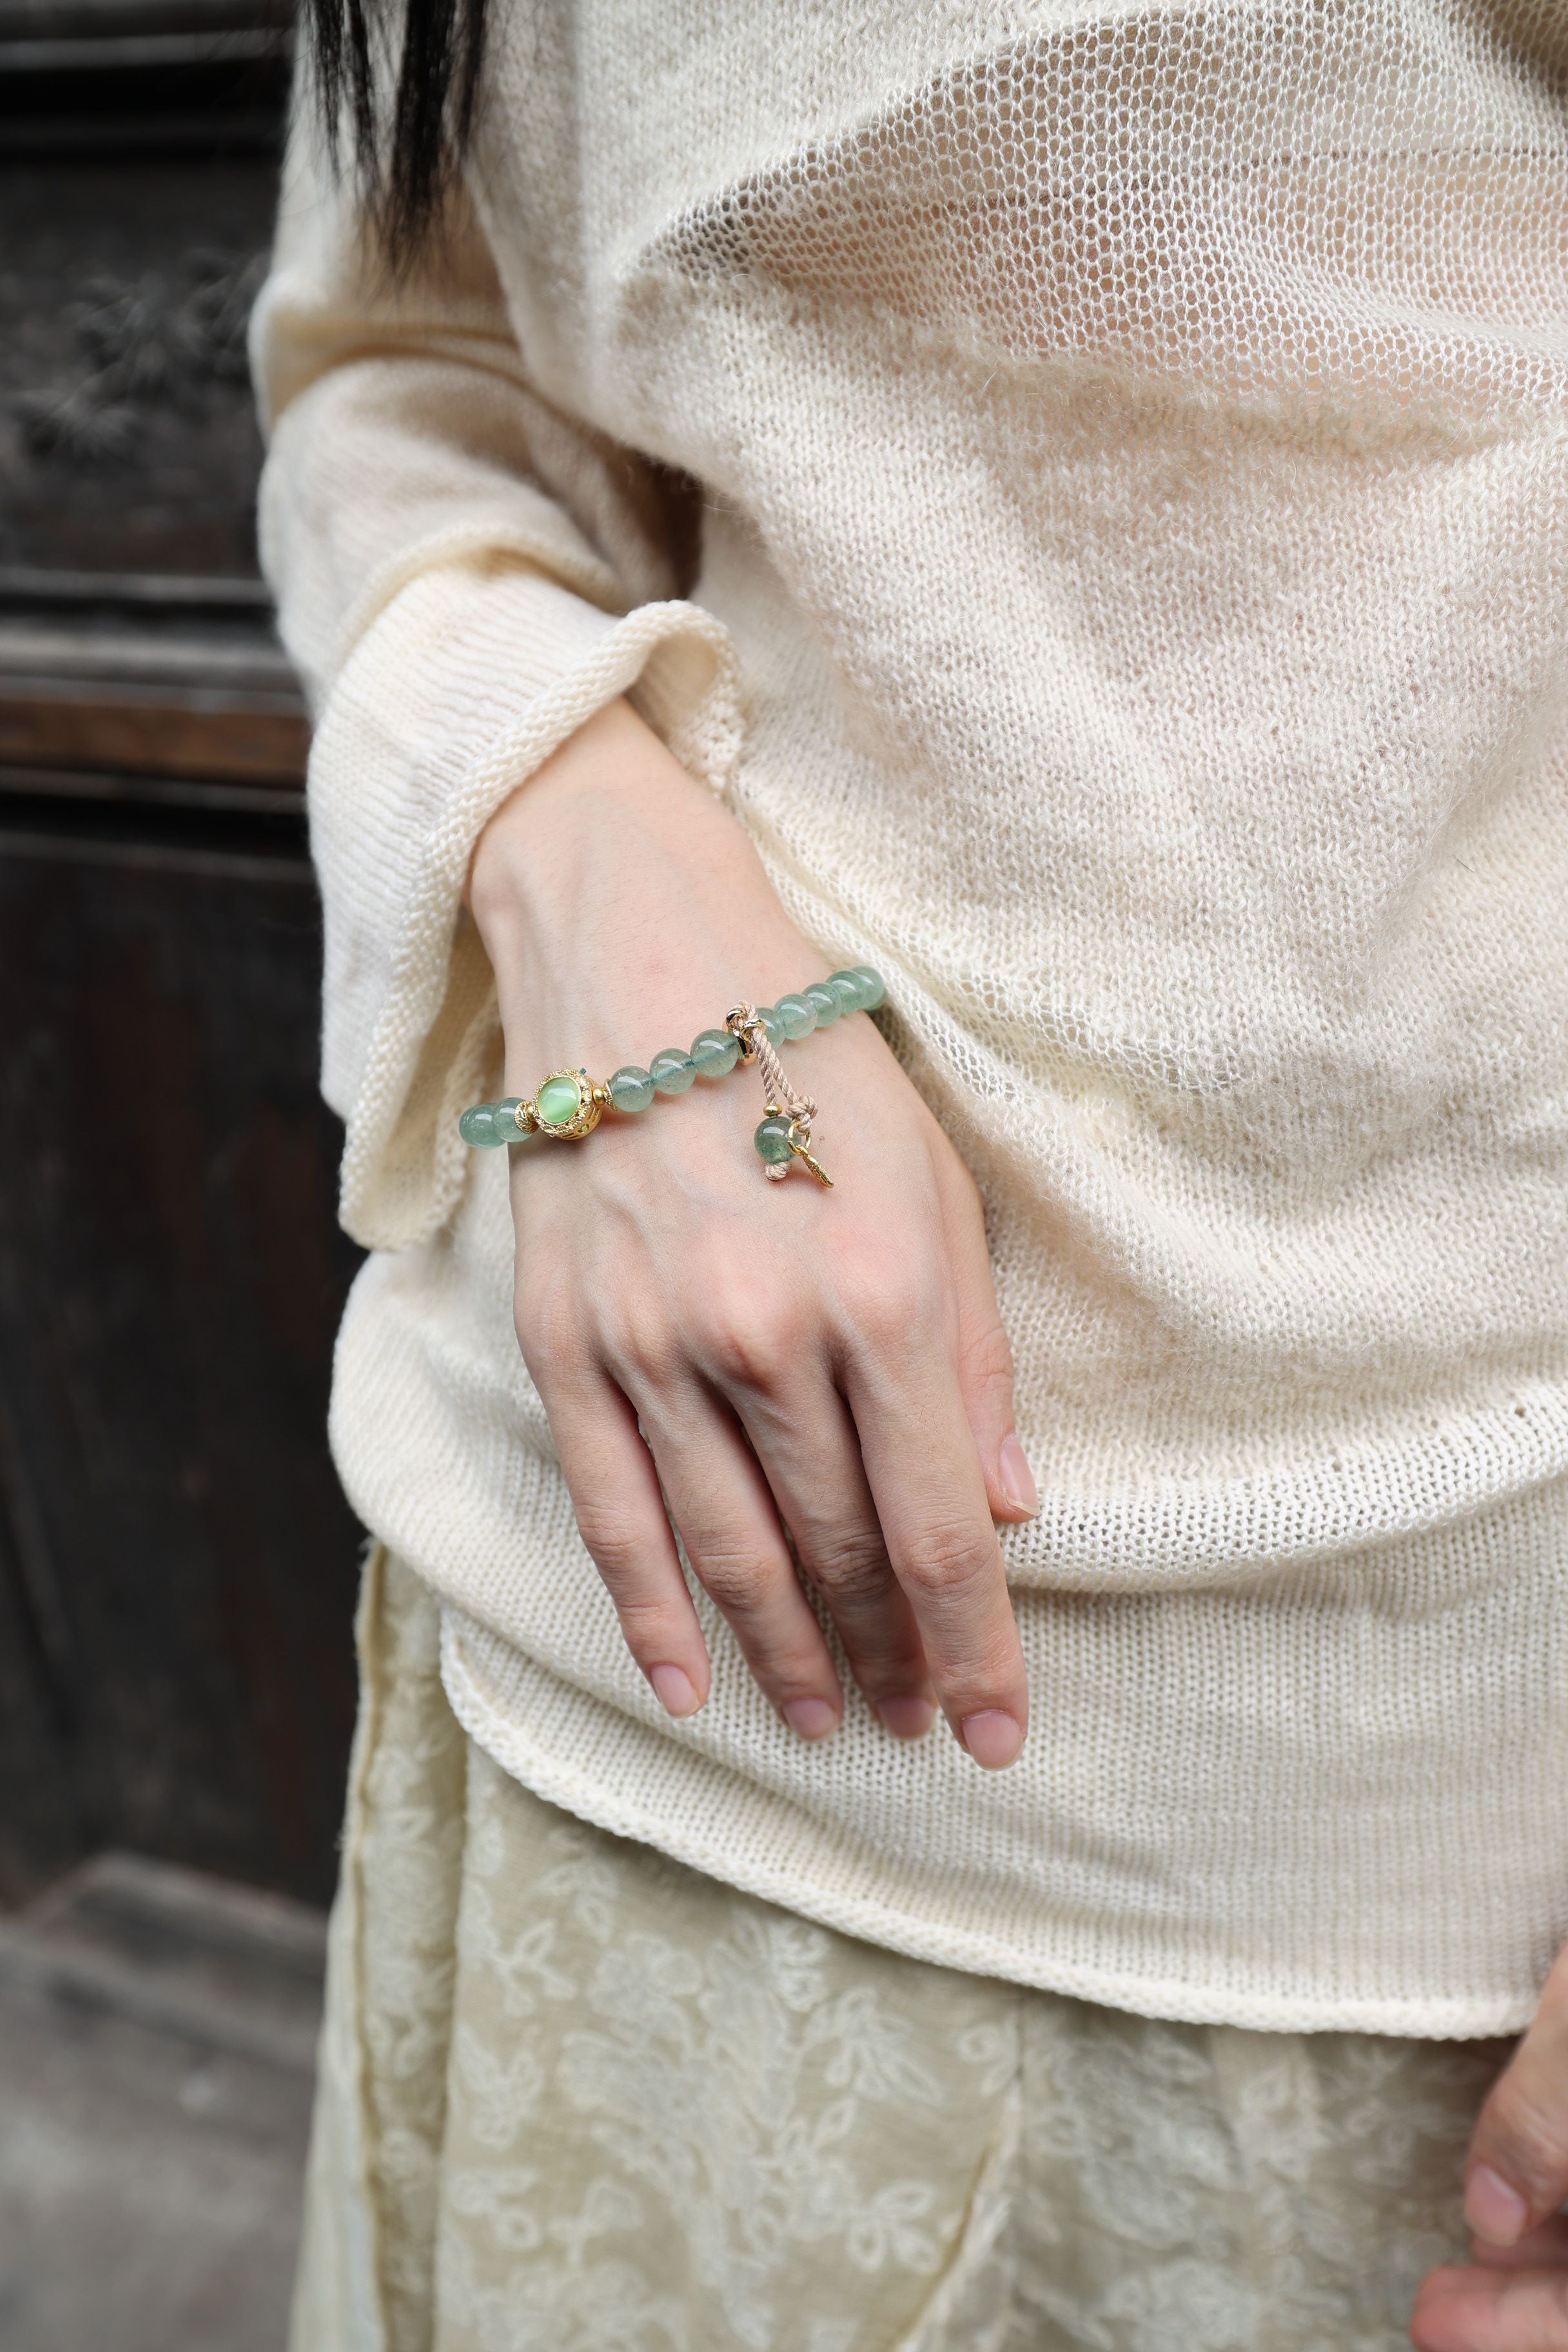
[{"x1": 436, "y1": 1605, "x2": 1539, "y2": 2044}]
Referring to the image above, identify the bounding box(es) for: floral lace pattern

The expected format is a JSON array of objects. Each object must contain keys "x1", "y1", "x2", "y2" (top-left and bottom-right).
[{"x1": 291, "y1": 1555, "x2": 1509, "y2": 2352}]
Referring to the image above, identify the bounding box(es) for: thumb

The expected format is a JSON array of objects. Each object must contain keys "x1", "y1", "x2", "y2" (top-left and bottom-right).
[
  {"x1": 1465, "y1": 1941, "x2": 1568, "y2": 2248},
  {"x1": 934, "y1": 1150, "x2": 1039, "y2": 1525}
]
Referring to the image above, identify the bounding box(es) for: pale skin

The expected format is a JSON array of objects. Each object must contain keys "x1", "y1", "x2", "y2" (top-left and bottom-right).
[
  {"x1": 467, "y1": 695, "x2": 1036, "y2": 1768},
  {"x1": 468, "y1": 696, "x2": 1565, "y2": 2345},
  {"x1": 1409, "y1": 1943, "x2": 1568, "y2": 2351}
]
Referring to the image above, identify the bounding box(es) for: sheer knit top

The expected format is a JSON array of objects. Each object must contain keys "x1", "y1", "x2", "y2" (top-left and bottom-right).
[{"x1": 253, "y1": 0, "x2": 1568, "y2": 2034}]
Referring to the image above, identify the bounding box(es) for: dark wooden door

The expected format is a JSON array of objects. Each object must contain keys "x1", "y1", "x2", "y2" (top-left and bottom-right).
[{"x1": 0, "y1": 1, "x2": 364, "y2": 1909}]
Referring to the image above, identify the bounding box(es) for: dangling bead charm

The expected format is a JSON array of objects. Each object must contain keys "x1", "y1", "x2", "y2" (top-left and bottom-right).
[
  {"x1": 754, "y1": 1114, "x2": 796, "y2": 1170},
  {"x1": 753, "y1": 1105, "x2": 830, "y2": 1184},
  {"x1": 730, "y1": 999, "x2": 833, "y2": 1186}
]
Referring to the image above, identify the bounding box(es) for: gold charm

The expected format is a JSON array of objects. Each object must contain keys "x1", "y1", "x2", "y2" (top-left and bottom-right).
[{"x1": 785, "y1": 1117, "x2": 832, "y2": 1186}]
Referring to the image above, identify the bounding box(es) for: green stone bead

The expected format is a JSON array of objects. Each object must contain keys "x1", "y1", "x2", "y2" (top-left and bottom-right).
[
  {"x1": 827, "y1": 972, "x2": 863, "y2": 1016},
  {"x1": 493, "y1": 1097, "x2": 527, "y2": 1139},
  {"x1": 607, "y1": 1064, "x2": 655, "y2": 1113},
  {"x1": 650, "y1": 1048, "x2": 696, "y2": 1095},
  {"x1": 458, "y1": 1102, "x2": 500, "y2": 1146},
  {"x1": 753, "y1": 1005, "x2": 785, "y2": 1045},
  {"x1": 803, "y1": 982, "x2": 840, "y2": 1027},
  {"x1": 774, "y1": 993, "x2": 816, "y2": 1041},
  {"x1": 536, "y1": 1073, "x2": 585, "y2": 1128},
  {"x1": 690, "y1": 1027, "x2": 740, "y2": 1079},
  {"x1": 850, "y1": 965, "x2": 886, "y2": 1010},
  {"x1": 754, "y1": 1115, "x2": 795, "y2": 1165}
]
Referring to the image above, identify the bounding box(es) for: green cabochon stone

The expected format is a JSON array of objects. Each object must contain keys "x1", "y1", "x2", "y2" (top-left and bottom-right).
[{"x1": 536, "y1": 1074, "x2": 585, "y2": 1126}]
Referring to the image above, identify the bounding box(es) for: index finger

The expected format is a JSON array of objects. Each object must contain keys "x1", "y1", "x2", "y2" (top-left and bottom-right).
[{"x1": 841, "y1": 1314, "x2": 1028, "y2": 1768}]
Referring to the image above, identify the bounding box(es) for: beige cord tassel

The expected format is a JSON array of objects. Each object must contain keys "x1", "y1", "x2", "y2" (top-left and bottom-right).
[{"x1": 725, "y1": 1004, "x2": 832, "y2": 1185}]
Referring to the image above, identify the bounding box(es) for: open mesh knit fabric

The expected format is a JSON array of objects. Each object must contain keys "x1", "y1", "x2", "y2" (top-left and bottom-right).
[{"x1": 253, "y1": 1, "x2": 1568, "y2": 2032}]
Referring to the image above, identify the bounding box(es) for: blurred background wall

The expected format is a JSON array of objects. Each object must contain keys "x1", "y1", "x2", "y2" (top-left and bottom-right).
[{"x1": 0, "y1": 0, "x2": 363, "y2": 1915}]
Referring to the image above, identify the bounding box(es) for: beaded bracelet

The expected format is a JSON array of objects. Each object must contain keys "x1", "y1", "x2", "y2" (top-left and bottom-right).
[{"x1": 458, "y1": 966, "x2": 885, "y2": 1188}]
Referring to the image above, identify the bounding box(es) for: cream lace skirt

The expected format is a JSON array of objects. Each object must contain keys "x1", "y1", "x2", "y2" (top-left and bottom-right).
[{"x1": 290, "y1": 1552, "x2": 1509, "y2": 2352}]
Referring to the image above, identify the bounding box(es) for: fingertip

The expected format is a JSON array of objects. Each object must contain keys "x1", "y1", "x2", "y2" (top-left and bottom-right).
[
  {"x1": 649, "y1": 1661, "x2": 705, "y2": 1718},
  {"x1": 782, "y1": 1695, "x2": 840, "y2": 1740},
  {"x1": 996, "y1": 1433, "x2": 1039, "y2": 1520},
  {"x1": 874, "y1": 1692, "x2": 937, "y2": 1740},
  {"x1": 957, "y1": 1708, "x2": 1025, "y2": 1769},
  {"x1": 1406, "y1": 2261, "x2": 1496, "y2": 2352}
]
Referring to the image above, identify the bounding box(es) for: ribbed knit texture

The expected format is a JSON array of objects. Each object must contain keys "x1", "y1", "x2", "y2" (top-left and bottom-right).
[{"x1": 254, "y1": 1, "x2": 1568, "y2": 2033}]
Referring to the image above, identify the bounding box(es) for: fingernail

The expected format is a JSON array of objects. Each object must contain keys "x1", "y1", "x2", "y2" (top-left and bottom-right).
[
  {"x1": 875, "y1": 1694, "x2": 937, "y2": 1740},
  {"x1": 959, "y1": 1709, "x2": 1024, "y2": 1769},
  {"x1": 998, "y1": 1435, "x2": 1039, "y2": 1517},
  {"x1": 783, "y1": 1696, "x2": 839, "y2": 1740},
  {"x1": 1465, "y1": 2164, "x2": 1529, "y2": 2246},
  {"x1": 649, "y1": 1663, "x2": 701, "y2": 1718}
]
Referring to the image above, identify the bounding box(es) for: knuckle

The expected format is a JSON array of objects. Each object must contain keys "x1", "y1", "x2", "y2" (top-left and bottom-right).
[
  {"x1": 603, "y1": 1302, "x2": 681, "y2": 1389},
  {"x1": 697, "y1": 1290, "x2": 804, "y2": 1392},
  {"x1": 609, "y1": 1589, "x2": 683, "y2": 1652},
  {"x1": 801, "y1": 1527, "x2": 892, "y2": 1606},
  {"x1": 573, "y1": 1504, "x2": 648, "y2": 1589},
  {"x1": 839, "y1": 1260, "x2": 936, "y2": 1355},
  {"x1": 513, "y1": 1281, "x2": 581, "y2": 1381},
  {"x1": 1482, "y1": 2073, "x2": 1568, "y2": 2195},
  {"x1": 960, "y1": 1316, "x2": 1015, "y2": 1403},
  {"x1": 689, "y1": 1540, "x2": 775, "y2": 1617},
  {"x1": 901, "y1": 1513, "x2": 997, "y2": 1599}
]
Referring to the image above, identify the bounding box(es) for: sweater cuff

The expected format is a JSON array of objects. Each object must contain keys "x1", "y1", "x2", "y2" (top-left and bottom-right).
[{"x1": 309, "y1": 559, "x2": 743, "y2": 1250}]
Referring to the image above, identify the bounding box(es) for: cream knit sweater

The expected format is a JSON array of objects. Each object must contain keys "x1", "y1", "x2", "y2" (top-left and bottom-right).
[{"x1": 253, "y1": 0, "x2": 1568, "y2": 2035}]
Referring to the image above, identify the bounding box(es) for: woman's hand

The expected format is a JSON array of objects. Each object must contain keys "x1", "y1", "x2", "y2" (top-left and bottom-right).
[
  {"x1": 467, "y1": 699, "x2": 1035, "y2": 1765},
  {"x1": 1410, "y1": 1945, "x2": 1568, "y2": 2349}
]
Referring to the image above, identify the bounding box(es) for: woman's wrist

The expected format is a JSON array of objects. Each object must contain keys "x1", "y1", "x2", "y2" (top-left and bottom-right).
[{"x1": 467, "y1": 696, "x2": 821, "y2": 1073}]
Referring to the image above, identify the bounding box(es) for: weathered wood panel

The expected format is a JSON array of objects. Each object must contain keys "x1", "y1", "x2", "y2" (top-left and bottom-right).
[
  {"x1": 0, "y1": 834, "x2": 362, "y2": 1906},
  {"x1": 0, "y1": 2, "x2": 366, "y2": 1908},
  {"x1": 0, "y1": 680, "x2": 308, "y2": 780}
]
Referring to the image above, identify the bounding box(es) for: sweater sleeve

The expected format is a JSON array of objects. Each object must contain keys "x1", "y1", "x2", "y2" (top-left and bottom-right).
[{"x1": 250, "y1": 113, "x2": 741, "y2": 1252}]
